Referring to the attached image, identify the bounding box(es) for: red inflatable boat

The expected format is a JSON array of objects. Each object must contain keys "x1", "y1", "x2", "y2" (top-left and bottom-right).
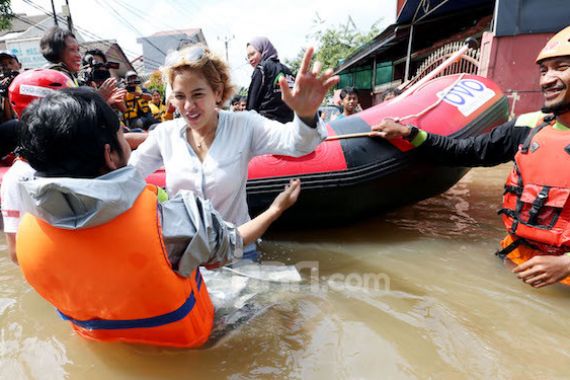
[
  {"x1": 245, "y1": 73, "x2": 508, "y2": 226},
  {"x1": 1, "y1": 74, "x2": 508, "y2": 227}
]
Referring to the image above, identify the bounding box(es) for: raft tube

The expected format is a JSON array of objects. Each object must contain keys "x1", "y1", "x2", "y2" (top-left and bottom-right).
[{"x1": 246, "y1": 74, "x2": 508, "y2": 226}]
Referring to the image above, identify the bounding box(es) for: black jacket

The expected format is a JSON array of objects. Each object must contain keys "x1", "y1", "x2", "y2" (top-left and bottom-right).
[
  {"x1": 418, "y1": 119, "x2": 533, "y2": 167},
  {"x1": 246, "y1": 58, "x2": 294, "y2": 123}
]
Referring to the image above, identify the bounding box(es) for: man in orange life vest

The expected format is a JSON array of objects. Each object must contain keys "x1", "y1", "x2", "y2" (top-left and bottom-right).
[
  {"x1": 371, "y1": 26, "x2": 570, "y2": 289},
  {"x1": 15, "y1": 87, "x2": 301, "y2": 347}
]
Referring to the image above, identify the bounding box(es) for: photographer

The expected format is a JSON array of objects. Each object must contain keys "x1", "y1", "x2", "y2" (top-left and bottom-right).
[
  {"x1": 122, "y1": 71, "x2": 154, "y2": 130},
  {"x1": 80, "y1": 49, "x2": 126, "y2": 112},
  {"x1": 0, "y1": 51, "x2": 22, "y2": 158},
  {"x1": 0, "y1": 51, "x2": 21, "y2": 121}
]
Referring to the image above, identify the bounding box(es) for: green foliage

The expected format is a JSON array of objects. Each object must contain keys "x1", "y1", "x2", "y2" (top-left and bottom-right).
[
  {"x1": 237, "y1": 86, "x2": 248, "y2": 97},
  {"x1": 0, "y1": 0, "x2": 13, "y2": 31},
  {"x1": 145, "y1": 70, "x2": 165, "y2": 97},
  {"x1": 286, "y1": 15, "x2": 381, "y2": 76},
  {"x1": 284, "y1": 48, "x2": 306, "y2": 76}
]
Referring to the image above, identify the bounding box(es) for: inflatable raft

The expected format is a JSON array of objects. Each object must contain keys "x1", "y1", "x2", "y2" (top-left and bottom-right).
[{"x1": 245, "y1": 73, "x2": 508, "y2": 226}]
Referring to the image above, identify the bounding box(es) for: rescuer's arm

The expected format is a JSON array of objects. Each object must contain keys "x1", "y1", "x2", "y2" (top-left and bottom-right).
[{"x1": 371, "y1": 118, "x2": 531, "y2": 167}]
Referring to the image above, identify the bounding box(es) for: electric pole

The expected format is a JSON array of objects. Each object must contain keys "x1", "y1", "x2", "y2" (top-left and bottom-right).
[
  {"x1": 62, "y1": 0, "x2": 74, "y2": 33},
  {"x1": 50, "y1": 0, "x2": 58, "y2": 26},
  {"x1": 218, "y1": 34, "x2": 235, "y2": 63}
]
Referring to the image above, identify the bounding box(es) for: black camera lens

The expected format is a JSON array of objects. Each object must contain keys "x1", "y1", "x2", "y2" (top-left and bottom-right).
[{"x1": 93, "y1": 69, "x2": 111, "y2": 82}]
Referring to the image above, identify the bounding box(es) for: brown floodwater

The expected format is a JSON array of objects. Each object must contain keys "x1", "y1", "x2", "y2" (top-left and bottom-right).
[{"x1": 1, "y1": 164, "x2": 569, "y2": 379}]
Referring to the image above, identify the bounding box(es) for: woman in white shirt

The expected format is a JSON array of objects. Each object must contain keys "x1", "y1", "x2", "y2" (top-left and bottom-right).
[{"x1": 129, "y1": 45, "x2": 338, "y2": 259}]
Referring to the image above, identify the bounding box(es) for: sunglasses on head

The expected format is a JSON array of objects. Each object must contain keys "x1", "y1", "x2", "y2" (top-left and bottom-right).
[{"x1": 164, "y1": 46, "x2": 206, "y2": 67}]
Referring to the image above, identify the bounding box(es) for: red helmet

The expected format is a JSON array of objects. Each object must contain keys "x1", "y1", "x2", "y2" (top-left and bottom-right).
[{"x1": 8, "y1": 69, "x2": 76, "y2": 117}]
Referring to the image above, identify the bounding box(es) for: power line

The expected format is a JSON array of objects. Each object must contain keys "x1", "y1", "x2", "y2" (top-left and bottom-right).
[
  {"x1": 18, "y1": 0, "x2": 164, "y2": 67},
  {"x1": 114, "y1": 0, "x2": 194, "y2": 39},
  {"x1": 169, "y1": 0, "x2": 230, "y2": 38},
  {"x1": 94, "y1": 0, "x2": 168, "y2": 57},
  {"x1": 111, "y1": 0, "x2": 205, "y2": 58}
]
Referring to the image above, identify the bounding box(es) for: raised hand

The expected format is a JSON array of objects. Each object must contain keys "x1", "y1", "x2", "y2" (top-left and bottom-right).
[
  {"x1": 280, "y1": 47, "x2": 339, "y2": 120},
  {"x1": 107, "y1": 87, "x2": 127, "y2": 108},
  {"x1": 97, "y1": 77, "x2": 117, "y2": 102}
]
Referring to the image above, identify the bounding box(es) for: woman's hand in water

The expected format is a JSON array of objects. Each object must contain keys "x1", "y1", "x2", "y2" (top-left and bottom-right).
[
  {"x1": 269, "y1": 179, "x2": 301, "y2": 214},
  {"x1": 280, "y1": 47, "x2": 339, "y2": 120}
]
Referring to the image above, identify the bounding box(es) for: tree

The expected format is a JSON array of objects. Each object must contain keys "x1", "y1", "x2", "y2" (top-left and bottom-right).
[
  {"x1": 0, "y1": 0, "x2": 13, "y2": 31},
  {"x1": 286, "y1": 15, "x2": 381, "y2": 75},
  {"x1": 144, "y1": 70, "x2": 165, "y2": 97},
  {"x1": 237, "y1": 86, "x2": 248, "y2": 97},
  {"x1": 284, "y1": 48, "x2": 307, "y2": 76}
]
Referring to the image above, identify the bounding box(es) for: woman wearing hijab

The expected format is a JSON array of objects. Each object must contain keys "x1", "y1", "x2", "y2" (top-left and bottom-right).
[{"x1": 246, "y1": 37, "x2": 295, "y2": 123}]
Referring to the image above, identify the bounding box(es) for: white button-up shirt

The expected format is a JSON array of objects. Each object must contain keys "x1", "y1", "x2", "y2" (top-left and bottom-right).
[{"x1": 129, "y1": 110, "x2": 326, "y2": 225}]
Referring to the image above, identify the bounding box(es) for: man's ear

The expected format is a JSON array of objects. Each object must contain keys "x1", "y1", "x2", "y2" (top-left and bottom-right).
[{"x1": 103, "y1": 143, "x2": 118, "y2": 171}]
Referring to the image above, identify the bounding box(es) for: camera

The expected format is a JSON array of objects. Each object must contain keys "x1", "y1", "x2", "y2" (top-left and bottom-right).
[
  {"x1": 0, "y1": 70, "x2": 19, "y2": 97},
  {"x1": 118, "y1": 78, "x2": 141, "y2": 93},
  {"x1": 80, "y1": 54, "x2": 120, "y2": 86}
]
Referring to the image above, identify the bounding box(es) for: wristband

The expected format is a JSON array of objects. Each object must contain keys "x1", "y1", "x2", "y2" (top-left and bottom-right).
[{"x1": 404, "y1": 125, "x2": 419, "y2": 142}]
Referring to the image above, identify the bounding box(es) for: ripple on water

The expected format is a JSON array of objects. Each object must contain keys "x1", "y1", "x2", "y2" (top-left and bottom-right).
[{"x1": 0, "y1": 323, "x2": 70, "y2": 380}]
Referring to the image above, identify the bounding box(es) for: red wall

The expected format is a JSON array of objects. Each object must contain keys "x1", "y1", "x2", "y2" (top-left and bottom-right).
[
  {"x1": 396, "y1": 0, "x2": 407, "y2": 16},
  {"x1": 479, "y1": 31, "x2": 553, "y2": 117}
]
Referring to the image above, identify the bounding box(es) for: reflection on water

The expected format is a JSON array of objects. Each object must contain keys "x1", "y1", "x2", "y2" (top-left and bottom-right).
[{"x1": 1, "y1": 165, "x2": 570, "y2": 379}]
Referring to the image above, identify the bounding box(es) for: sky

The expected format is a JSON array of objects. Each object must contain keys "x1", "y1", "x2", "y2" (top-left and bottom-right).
[{"x1": 10, "y1": 0, "x2": 397, "y2": 87}]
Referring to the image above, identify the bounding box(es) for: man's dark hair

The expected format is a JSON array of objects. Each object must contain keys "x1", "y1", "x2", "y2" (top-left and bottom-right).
[
  {"x1": 19, "y1": 88, "x2": 123, "y2": 178},
  {"x1": 382, "y1": 87, "x2": 401, "y2": 101},
  {"x1": 231, "y1": 94, "x2": 242, "y2": 105},
  {"x1": 82, "y1": 48, "x2": 107, "y2": 66},
  {"x1": 340, "y1": 87, "x2": 358, "y2": 100},
  {"x1": 40, "y1": 26, "x2": 77, "y2": 64}
]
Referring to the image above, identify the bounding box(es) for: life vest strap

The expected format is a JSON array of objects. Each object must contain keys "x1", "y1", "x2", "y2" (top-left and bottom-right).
[
  {"x1": 58, "y1": 291, "x2": 196, "y2": 330},
  {"x1": 495, "y1": 237, "x2": 527, "y2": 260},
  {"x1": 59, "y1": 270, "x2": 205, "y2": 331},
  {"x1": 503, "y1": 184, "x2": 522, "y2": 196},
  {"x1": 527, "y1": 186, "x2": 550, "y2": 225},
  {"x1": 498, "y1": 207, "x2": 560, "y2": 230},
  {"x1": 511, "y1": 162, "x2": 525, "y2": 234},
  {"x1": 520, "y1": 117, "x2": 553, "y2": 154},
  {"x1": 195, "y1": 268, "x2": 203, "y2": 290}
]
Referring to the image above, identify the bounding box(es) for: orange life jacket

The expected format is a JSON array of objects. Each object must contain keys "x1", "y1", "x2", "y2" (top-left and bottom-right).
[
  {"x1": 17, "y1": 185, "x2": 214, "y2": 347},
  {"x1": 498, "y1": 114, "x2": 570, "y2": 284}
]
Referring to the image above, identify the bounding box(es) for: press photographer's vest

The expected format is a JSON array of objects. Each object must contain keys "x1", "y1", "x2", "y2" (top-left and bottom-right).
[
  {"x1": 498, "y1": 112, "x2": 570, "y2": 285},
  {"x1": 17, "y1": 185, "x2": 214, "y2": 347},
  {"x1": 124, "y1": 86, "x2": 151, "y2": 120}
]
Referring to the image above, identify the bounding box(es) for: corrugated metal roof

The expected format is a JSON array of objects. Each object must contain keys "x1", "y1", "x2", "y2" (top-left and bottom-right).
[
  {"x1": 397, "y1": 0, "x2": 493, "y2": 24},
  {"x1": 334, "y1": 24, "x2": 408, "y2": 74}
]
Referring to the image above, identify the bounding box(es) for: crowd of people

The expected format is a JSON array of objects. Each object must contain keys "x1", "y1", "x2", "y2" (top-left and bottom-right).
[
  {"x1": 0, "y1": 26, "x2": 338, "y2": 347},
  {"x1": 1, "y1": 22, "x2": 570, "y2": 348}
]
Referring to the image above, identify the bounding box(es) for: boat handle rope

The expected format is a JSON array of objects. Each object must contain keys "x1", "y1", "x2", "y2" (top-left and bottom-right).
[{"x1": 325, "y1": 73, "x2": 467, "y2": 142}]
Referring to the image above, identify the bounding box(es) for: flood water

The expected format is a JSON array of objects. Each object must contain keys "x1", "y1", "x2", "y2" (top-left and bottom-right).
[{"x1": 1, "y1": 164, "x2": 569, "y2": 379}]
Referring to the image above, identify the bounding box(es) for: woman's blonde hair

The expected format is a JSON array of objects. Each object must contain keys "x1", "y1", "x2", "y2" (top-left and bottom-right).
[{"x1": 162, "y1": 45, "x2": 235, "y2": 105}]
